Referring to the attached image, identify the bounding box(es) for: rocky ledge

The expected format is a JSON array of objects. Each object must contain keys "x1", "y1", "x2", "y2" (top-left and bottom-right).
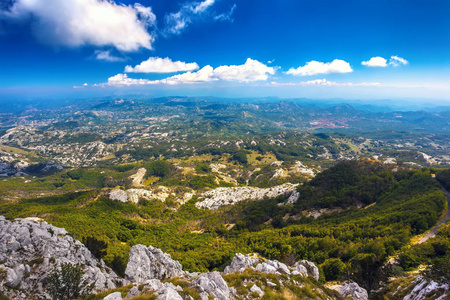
[{"x1": 0, "y1": 216, "x2": 119, "y2": 299}]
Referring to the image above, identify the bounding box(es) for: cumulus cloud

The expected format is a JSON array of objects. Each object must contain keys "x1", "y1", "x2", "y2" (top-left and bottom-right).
[
  {"x1": 164, "y1": 0, "x2": 235, "y2": 35},
  {"x1": 286, "y1": 59, "x2": 353, "y2": 76},
  {"x1": 361, "y1": 56, "x2": 388, "y2": 67},
  {"x1": 362, "y1": 55, "x2": 408, "y2": 67},
  {"x1": 95, "y1": 50, "x2": 124, "y2": 62},
  {"x1": 389, "y1": 55, "x2": 408, "y2": 66},
  {"x1": 3, "y1": 0, "x2": 156, "y2": 51},
  {"x1": 214, "y1": 58, "x2": 275, "y2": 82},
  {"x1": 125, "y1": 57, "x2": 199, "y2": 73},
  {"x1": 106, "y1": 58, "x2": 274, "y2": 86}
]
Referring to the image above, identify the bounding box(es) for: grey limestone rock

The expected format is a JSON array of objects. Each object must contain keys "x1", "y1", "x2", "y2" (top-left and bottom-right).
[
  {"x1": 339, "y1": 282, "x2": 368, "y2": 300},
  {"x1": 156, "y1": 286, "x2": 183, "y2": 300},
  {"x1": 250, "y1": 284, "x2": 264, "y2": 296},
  {"x1": 125, "y1": 244, "x2": 184, "y2": 283},
  {"x1": 224, "y1": 253, "x2": 260, "y2": 274},
  {"x1": 190, "y1": 271, "x2": 230, "y2": 300},
  {"x1": 294, "y1": 260, "x2": 319, "y2": 280},
  {"x1": 255, "y1": 260, "x2": 290, "y2": 275},
  {"x1": 0, "y1": 216, "x2": 120, "y2": 299},
  {"x1": 125, "y1": 286, "x2": 141, "y2": 298},
  {"x1": 103, "y1": 292, "x2": 123, "y2": 300}
]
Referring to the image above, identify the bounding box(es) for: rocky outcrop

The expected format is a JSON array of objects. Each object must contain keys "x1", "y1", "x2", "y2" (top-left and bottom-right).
[
  {"x1": 190, "y1": 271, "x2": 230, "y2": 300},
  {"x1": 337, "y1": 282, "x2": 368, "y2": 300},
  {"x1": 294, "y1": 260, "x2": 320, "y2": 280},
  {"x1": 224, "y1": 253, "x2": 318, "y2": 279},
  {"x1": 255, "y1": 260, "x2": 290, "y2": 275},
  {"x1": 403, "y1": 276, "x2": 449, "y2": 300},
  {"x1": 196, "y1": 183, "x2": 299, "y2": 209},
  {"x1": 286, "y1": 189, "x2": 300, "y2": 204},
  {"x1": 109, "y1": 187, "x2": 173, "y2": 204},
  {"x1": 0, "y1": 216, "x2": 119, "y2": 300},
  {"x1": 224, "y1": 253, "x2": 260, "y2": 274},
  {"x1": 124, "y1": 245, "x2": 184, "y2": 283}
]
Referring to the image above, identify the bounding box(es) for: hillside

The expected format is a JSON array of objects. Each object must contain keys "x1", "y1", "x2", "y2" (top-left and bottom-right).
[{"x1": 1, "y1": 159, "x2": 449, "y2": 298}]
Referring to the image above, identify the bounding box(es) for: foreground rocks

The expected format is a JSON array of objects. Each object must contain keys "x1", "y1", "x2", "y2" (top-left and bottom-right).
[
  {"x1": 0, "y1": 216, "x2": 119, "y2": 299},
  {"x1": 337, "y1": 282, "x2": 368, "y2": 300},
  {"x1": 125, "y1": 244, "x2": 185, "y2": 283},
  {"x1": 0, "y1": 216, "x2": 369, "y2": 300}
]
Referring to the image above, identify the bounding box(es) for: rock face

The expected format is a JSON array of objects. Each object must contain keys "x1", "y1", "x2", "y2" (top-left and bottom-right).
[
  {"x1": 403, "y1": 276, "x2": 449, "y2": 300},
  {"x1": 196, "y1": 183, "x2": 299, "y2": 209},
  {"x1": 294, "y1": 260, "x2": 320, "y2": 280},
  {"x1": 338, "y1": 282, "x2": 368, "y2": 300},
  {"x1": 0, "y1": 216, "x2": 119, "y2": 300},
  {"x1": 224, "y1": 253, "x2": 260, "y2": 274},
  {"x1": 190, "y1": 271, "x2": 230, "y2": 300},
  {"x1": 125, "y1": 244, "x2": 184, "y2": 283}
]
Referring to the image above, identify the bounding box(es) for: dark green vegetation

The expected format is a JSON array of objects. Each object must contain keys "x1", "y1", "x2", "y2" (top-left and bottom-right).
[
  {"x1": 47, "y1": 262, "x2": 94, "y2": 300},
  {"x1": 0, "y1": 160, "x2": 447, "y2": 294}
]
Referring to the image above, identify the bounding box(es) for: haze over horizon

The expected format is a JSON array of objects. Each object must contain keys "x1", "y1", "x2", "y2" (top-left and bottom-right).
[{"x1": 1, "y1": 0, "x2": 449, "y2": 102}]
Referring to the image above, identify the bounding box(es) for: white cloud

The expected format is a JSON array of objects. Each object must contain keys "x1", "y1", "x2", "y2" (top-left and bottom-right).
[
  {"x1": 107, "y1": 73, "x2": 159, "y2": 86},
  {"x1": 389, "y1": 55, "x2": 408, "y2": 66},
  {"x1": 125, "y1": 57, "x2": 199, "y2": 73},
  {"x1": 95, "y1": 50, "x2": 124, "y2": 62},
  {"x1": 361, "y1": 56, "x2": 388, "y2": 67},
  {"x1": 270, "y1": 79, "x2": 380, "y2": 87},
  {"x1": 164, "y1": 0, "x2": 235, "y2": 35},
  {"x1": 362, "y1": 55, "x2": 409, "y2": 67},
  {"x1": 192, "y1": 0, "x2": 215, "y2": 14},
  {"x1": 286, "y1": 59, "x2": 353, "y2": 76},
  {"x1": 163, "y1": 65, "x2": 216, "y2": 84},
  {"x1": 214, "y1": 4, "x2": 236, "y2": 22},
  {"x1": 106, "y1": 58, "x2": 274, "y2": 86},
  {"x1": 213, "y1": 58, "x2": 275, "y2": 82},
  {"x1": 4, "y1": 0, "x2": 156, "y2": 51}
]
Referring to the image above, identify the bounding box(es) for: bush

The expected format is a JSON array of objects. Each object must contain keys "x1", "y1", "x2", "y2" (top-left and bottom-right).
[
  {"x1": 322, "y1": 258, "x2": 345, "y2": 281},
  {"x1": 46, "y1": 263, "x2": 94, "y2": 300},
  {"x1": 146, "y1": 160, "x2": 171, "y2": 179}
]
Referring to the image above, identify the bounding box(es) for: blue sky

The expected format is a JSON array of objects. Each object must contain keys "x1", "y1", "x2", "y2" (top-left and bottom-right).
[{"x1": 0, "y1": 0, "x2": 449, "y2": 101}]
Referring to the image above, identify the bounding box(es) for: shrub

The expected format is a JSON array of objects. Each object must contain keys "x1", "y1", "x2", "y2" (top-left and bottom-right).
[
  {"x1": 46, "y1": 263, "x2": 94, "y2": 300},
  {"x1": 146, "y1": 160, "x2": 171, "y2": 179},
  {"x1": 322, "y1": 258, "x2": 345, "y2": 281}
]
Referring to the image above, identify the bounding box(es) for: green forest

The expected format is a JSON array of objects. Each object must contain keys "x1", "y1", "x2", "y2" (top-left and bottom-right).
[{"x1": 1, "y1": 159, "x2": 448, "y2": 295}]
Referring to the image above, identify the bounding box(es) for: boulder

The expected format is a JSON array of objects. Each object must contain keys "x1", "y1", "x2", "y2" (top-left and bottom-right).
[
  {"x1": 250, "y1": 284, "x2": 264, "y2": 296},
  {"x1": 103, "y1": 292, "x2": 123, "y2": 300},
  {"x1": 190, "y1": 271, "x2": 230, "y2": 300},
  {"x1": 338, "y1": 282, "x2": 368, "y2": 300},
  {"x1": 156, "y1": 286, "x2": 183, "y2": 300},
  {"x1": 125, "y1": 244, "x2": 184, "y2": 283}
]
